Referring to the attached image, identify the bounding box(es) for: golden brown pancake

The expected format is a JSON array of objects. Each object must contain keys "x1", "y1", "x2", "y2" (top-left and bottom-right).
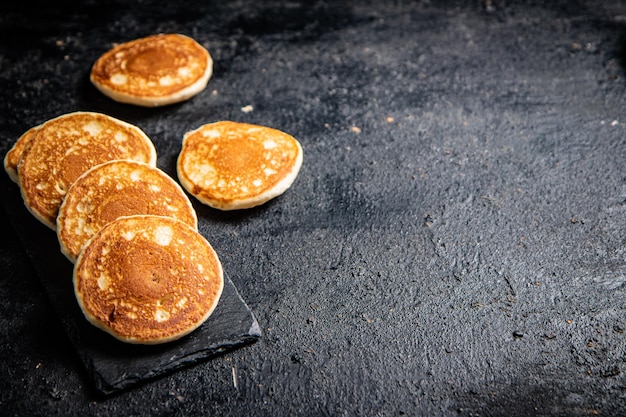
[
  {"x1": 57, "y1": 160, "x2": 198, "y2": 262},
  {"x1": 177, "y1": 121, "x2": 303, "y2": 210},
  {"x1": 74, "y1": 215, "x2": 224, "y2": 344},
  {"x1": 4, "y1": 125, "x2": 40, "y2": 183},
  {"x1": 18, "y1": 112, "x2": 157, "y2": 229},
  {"x1": 90, "y1": 33, "x2": 213, "y2": 107}
]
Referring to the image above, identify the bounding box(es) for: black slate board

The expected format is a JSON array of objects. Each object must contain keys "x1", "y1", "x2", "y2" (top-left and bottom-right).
[{"x1": 0, "y1": 173, "x2": 261, "y2": 396}]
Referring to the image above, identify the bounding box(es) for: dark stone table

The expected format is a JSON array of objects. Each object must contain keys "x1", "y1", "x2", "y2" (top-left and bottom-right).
[{"x1": 1, "y1": 1, "x2": 624, "y2": 415}]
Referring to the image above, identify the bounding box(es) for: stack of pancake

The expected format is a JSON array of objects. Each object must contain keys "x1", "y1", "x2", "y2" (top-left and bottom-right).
[
  {"x1": 4, "y1": 33, "x2": 304, "y2": 344},
  {"x1": 4, "y1": 111, "x2": 223, "y2": 344}
]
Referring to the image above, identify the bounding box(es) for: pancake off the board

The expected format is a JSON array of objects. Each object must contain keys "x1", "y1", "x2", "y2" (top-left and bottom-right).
[
  {"x1": 177, "y1": 121, "x2": 303, "y2": 210},
  {"x1": 17, "y1": 112, "x2": 157, "y2": 229},
  {"x1": 90, "y1": 33, "x2": 213, "y2": 107},
  {"x1": 57, "y1": 160, "x2": 197, "y2": 262},
  {"x1": 74, "y1": 215, "x2": 224, "y2": 344}
]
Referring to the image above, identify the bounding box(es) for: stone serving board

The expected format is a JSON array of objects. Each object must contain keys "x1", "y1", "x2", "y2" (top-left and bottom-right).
[{"x1": 0, "y1": 173, "x2": 261, "y2": 396}]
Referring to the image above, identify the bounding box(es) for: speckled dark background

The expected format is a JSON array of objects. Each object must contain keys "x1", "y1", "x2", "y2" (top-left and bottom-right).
[{"x1": 1, "y1": 1, "x2": 625, "y2": 416}]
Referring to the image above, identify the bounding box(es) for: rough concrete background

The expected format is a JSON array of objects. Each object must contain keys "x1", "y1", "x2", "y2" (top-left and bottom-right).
[{"x1": 0, "y1": 1, "x2": 625, "y2": 416}]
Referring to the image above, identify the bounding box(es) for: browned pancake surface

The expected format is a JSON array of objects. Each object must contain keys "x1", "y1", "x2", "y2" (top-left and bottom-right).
[
  {"x1": 177, "y1": 121, "x2": 303, "y2": 210},
  {"x1": 90, "y1": 33, "x2": 212, "y2": 106},
  {"x1": 74, "y1": 215, "x2": 223, "y2": 344},
  {"x1": 57, "y1": 160, "x2": 197, "y2": 262},
  {"x1": 18, "y1": 112, "x2": 157, "y2": 229}
]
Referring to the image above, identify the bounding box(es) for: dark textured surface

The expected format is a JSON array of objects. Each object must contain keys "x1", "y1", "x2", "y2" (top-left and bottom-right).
[{"x1": 1, "y1": 1, "x2": 625, "y2": 415}]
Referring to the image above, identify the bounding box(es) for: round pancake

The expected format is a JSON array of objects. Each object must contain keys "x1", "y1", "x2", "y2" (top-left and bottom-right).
[
  {"x1": 177, "y1": 121, "x2": 303, "y2": 210},
  {"x1": 57, "y1": 160, "x2": 198, "y2": 262},
  {"x1": 90, "y1": 33, "x2": 213, "y2": 107},
  {"x1": 18, "y1": 112, "x2": 157, "y2": 229},
  {"x1": 4, "y1": 125, "x2": 40, "y2": 183},
  {"x1": 74, "y1": 215, "x2": 224, "y2": 344}
]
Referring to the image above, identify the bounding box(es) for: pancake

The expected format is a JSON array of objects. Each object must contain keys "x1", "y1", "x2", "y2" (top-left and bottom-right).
[
  {"x1": 57, "y1": 160, "x2": 198, "y2": 262},
  {"x1": 90, "y1": 33, "x2": 213, "y2": 107},
  {"x1": 4, "y1": 125, "x2": 40, "y2": 183},
  {"x1": 18, "y1": 112, "x2": 157, "y2": 229},
  {"x1": 177, "y1": 121, "x2": 303, "y2": 210},
  {"x1": 74, "y1": 215, "x2": 224, "y2": 344}
]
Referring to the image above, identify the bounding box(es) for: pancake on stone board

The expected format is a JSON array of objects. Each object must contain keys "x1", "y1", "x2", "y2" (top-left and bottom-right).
[
  {"x1": 4, "y1": 125, "x2": 40, "y2": 183},
  {"x1": 74, "y1": 215, "x2": 224, "y2": 344},
  {"x1": 57, "y1": 160, "x2": 197, "y2": 263},
  {"x1": 17, "y1": 112, "x2": 157, "y2": 230},
  {"x1": 177, "y1": 121, "x2": 303, "y2": 210},
  {"x1": 90, "y1": 33, "x2": 213, "y2": 107}
]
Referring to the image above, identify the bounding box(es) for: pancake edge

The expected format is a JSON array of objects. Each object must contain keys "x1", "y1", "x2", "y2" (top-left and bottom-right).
[{"x1": 4, "y1": 125, "x2": 41, "y2": 184}]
